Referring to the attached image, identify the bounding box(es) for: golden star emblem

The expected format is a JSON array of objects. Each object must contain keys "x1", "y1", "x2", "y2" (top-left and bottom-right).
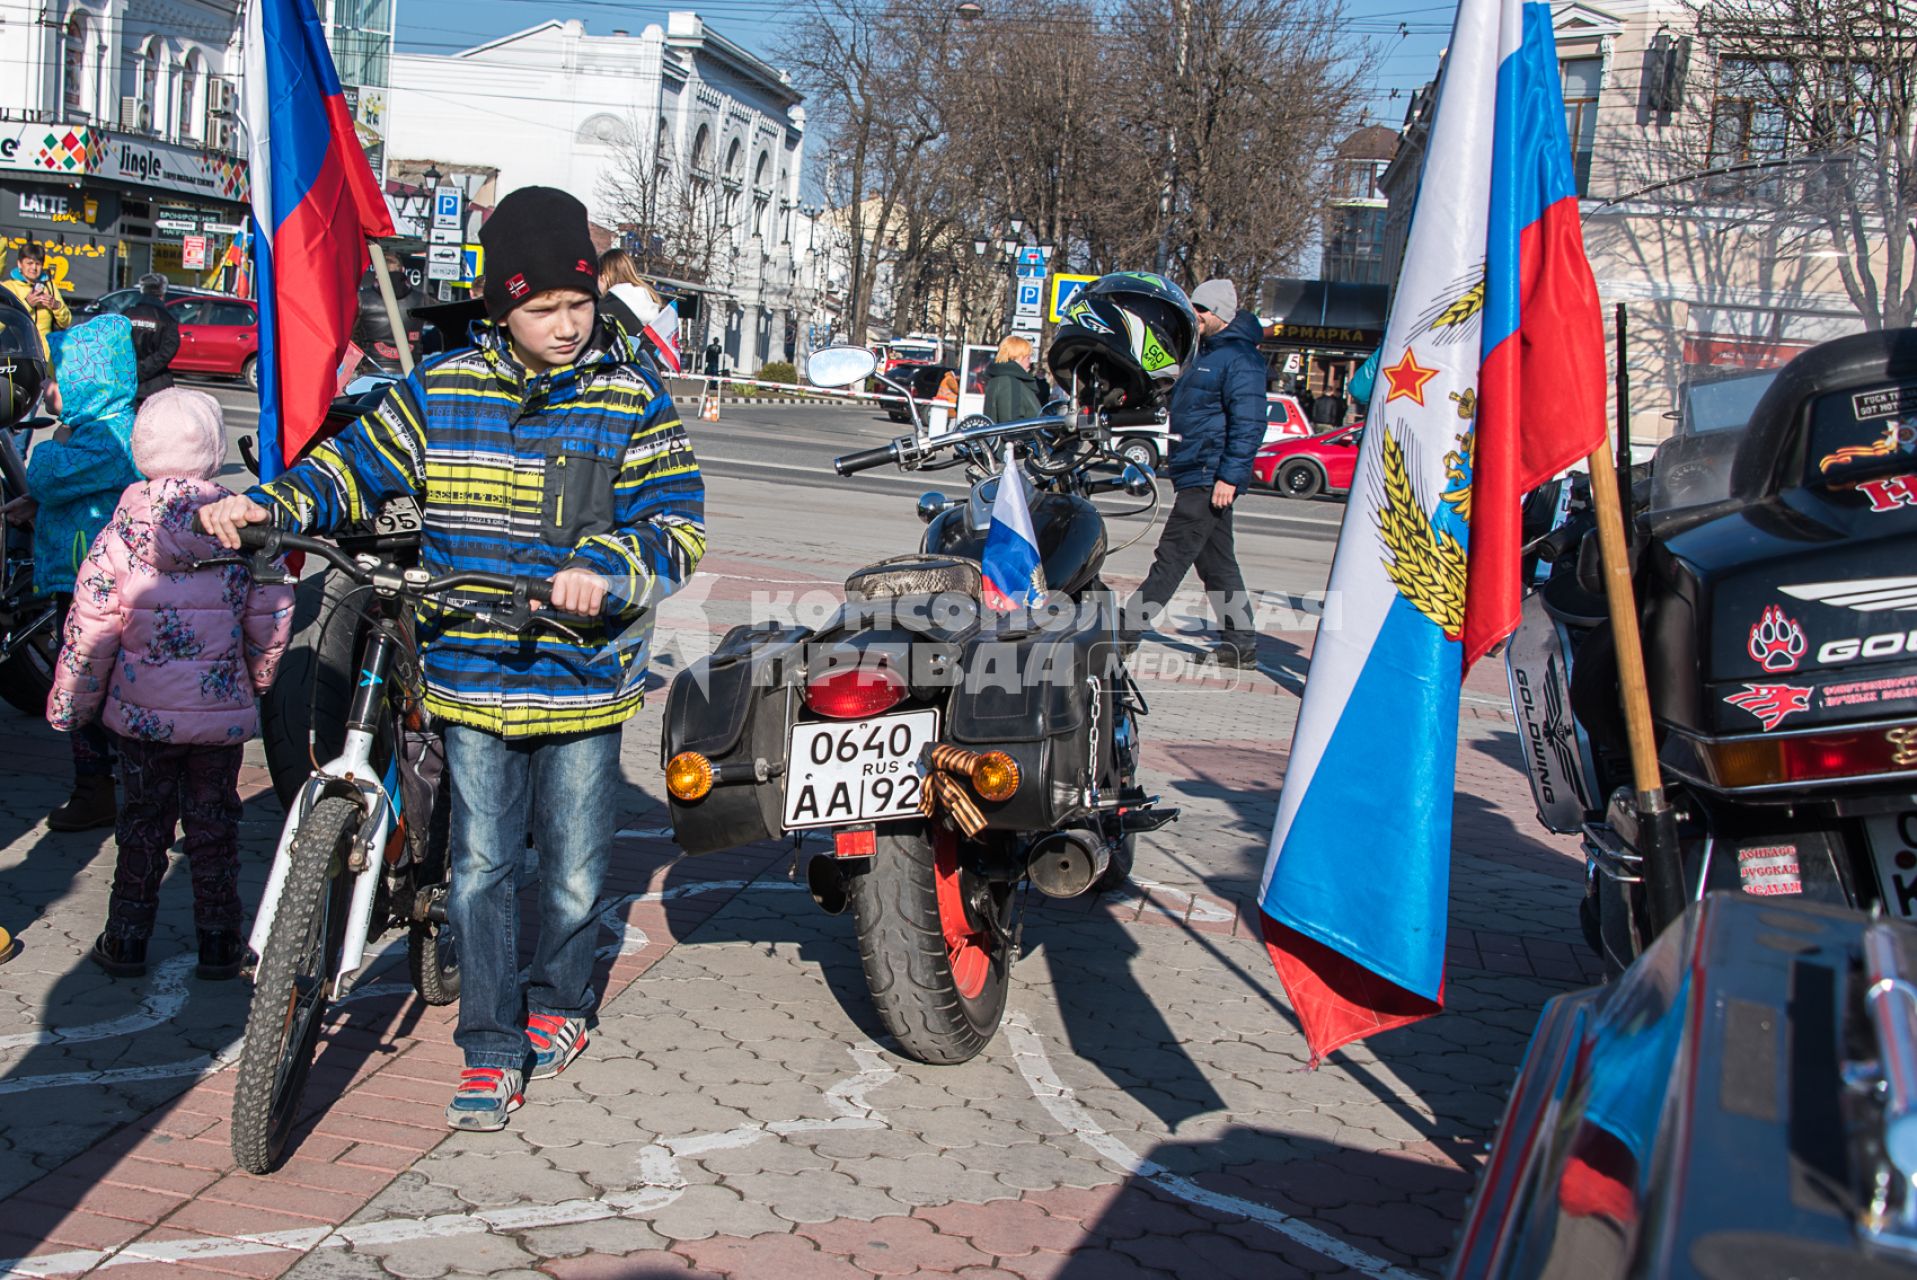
[{"x1": 1383, "y1": 348, "x2": 1440, "y2": 407}]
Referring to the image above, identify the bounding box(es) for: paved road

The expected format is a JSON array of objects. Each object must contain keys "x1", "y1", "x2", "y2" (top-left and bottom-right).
[{"x1": 0, "y1": 378, "x2": 1593, "y2": 1279}]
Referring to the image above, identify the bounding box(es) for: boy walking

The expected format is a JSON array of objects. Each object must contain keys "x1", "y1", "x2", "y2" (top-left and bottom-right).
[{"x1": 202, "y1": 188, "x2": 706, "y2": 1130}]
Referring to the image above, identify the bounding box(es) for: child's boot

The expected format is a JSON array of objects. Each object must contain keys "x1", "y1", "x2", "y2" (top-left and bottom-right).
[
  {"x1": 49, "y1": 776, "x2": 116, "y2": 832},
  {"x1": 196, "y1": 929, "x2": 246, "y2": 980},
  {"x1": 89, "y1": 931, "x2": 147, "y2": 977}
]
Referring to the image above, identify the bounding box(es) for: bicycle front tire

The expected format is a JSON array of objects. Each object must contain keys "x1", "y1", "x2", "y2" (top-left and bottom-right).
[{"x1": 230, "y1": 796, "x2": 359, "y2": 1174}]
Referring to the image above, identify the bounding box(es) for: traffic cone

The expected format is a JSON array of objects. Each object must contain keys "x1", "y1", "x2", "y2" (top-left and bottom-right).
[{"x1": 701, "y1": 393, "x2": 722, "y2": 423}]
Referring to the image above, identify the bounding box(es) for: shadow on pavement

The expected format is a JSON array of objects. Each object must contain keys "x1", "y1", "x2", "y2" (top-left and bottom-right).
[{"x1": 1049, "y1": 1125, "x2": 1474, "y2": 1278}]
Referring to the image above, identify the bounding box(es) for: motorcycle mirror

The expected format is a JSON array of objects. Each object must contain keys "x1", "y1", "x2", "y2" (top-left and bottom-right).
[
  {"x1": 917, "y1": 491, "x2": 949, "y2": 524},
  {"x1": 806, "y1": 345, "x2": 879, "y2": 389},
  {"x1": 1121, "y1": 462, "x2": 1155, "y2": 496}
]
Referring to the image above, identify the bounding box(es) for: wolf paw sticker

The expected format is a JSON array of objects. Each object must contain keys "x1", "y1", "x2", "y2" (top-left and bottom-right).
[{"x1": 1748, "y1": 605, "x2": 1808, "y2": 673}]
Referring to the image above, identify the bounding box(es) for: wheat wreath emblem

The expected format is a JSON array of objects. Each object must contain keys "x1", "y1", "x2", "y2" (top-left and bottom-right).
[{"x1": 1375, "y1": 426, "x2": 1467, "y2": 640}]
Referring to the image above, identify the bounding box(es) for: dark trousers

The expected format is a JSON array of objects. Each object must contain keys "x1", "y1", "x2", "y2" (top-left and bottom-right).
[
  {"x1": 104, "y1": 736, "x2": 246, "y2": 940},
  {"x1": 1133, "y1": 486, "x2": 1256, "y2": 635}
]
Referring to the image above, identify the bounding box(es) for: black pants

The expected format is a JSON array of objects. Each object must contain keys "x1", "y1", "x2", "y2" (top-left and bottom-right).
[
  {"x1": 55, "y1": 597, "x2": 115, "y2": 781},
  {"x1": 1133, "y1": 486, "x2": 1256, "y2": 635},
  {"x1": 104, "y1": 736, "x2": 246, "y2": 940}
]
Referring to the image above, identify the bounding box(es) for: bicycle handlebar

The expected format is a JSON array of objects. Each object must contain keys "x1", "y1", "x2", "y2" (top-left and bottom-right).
[{"x1": 196, "y1": 517, "x2": 557, "y2": 607}]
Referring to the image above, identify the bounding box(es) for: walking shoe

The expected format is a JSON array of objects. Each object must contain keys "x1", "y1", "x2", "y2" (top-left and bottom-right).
[
  {"x1": 444, "y1": 1067, "x2": 524, "y2": 1131},
  {"x1": 526, "y1": 1013, "x2": 589, "y2": 1080},
  {"x1": 1216, "y1": 637, "x2": 1260, "y2": 669},
  {"x1": 48, "y1": 777, "x2": 116, "y2": 832},
  {"x1": 89, "y1": 931, "x2": 147, "y2": 978},
  {"x1": 196, "y1": 929, "x2": 246, "y2": 981}
]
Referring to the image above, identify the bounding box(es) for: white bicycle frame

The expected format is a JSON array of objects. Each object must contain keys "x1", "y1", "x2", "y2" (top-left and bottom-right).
[{"x1": 246, "y1": 724, "x2": 399, "y2": 998}]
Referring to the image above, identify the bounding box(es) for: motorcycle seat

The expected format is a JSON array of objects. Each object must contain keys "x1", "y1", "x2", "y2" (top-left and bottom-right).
[{"x1": 845, "y1": 554, "x2": 982, "y2": 601}]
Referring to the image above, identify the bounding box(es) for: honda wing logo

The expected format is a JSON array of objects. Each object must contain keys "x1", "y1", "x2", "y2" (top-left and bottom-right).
[{"x1": 1780, "y1": 576, "x2": 1917, "y2": 612}]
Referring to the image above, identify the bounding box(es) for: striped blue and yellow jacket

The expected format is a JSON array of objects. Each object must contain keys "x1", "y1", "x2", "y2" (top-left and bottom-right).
[{"x1": 249, "y1": 325, "x2": 705, "y2": 738}]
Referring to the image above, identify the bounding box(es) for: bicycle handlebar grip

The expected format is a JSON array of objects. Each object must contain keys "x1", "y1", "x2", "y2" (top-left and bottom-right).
[{"x1": 834, "y1": 442, "x2": 900, "y2": 476}]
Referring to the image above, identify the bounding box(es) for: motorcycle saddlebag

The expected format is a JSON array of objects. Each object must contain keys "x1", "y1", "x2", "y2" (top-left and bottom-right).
[
  {"x1": 662, "y1": 622, "x2": 808, "y2": 855},
  {"x1": 945, "y1": 611, "x2": 1117, "y2": 832}
]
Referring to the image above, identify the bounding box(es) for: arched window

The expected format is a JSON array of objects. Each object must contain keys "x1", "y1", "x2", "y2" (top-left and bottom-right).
[
  {"x1": 753, "y1": 151, "x2": 770, "y2": 190},
  {"x1": 179, "y1": 50, "x2": 203, "y2": 140},
  {"x1": 691, "y1": 124, "x2": 712, "y2": 172},
  {"x1": 724, "y1": 138, "x2": 743, "y2": 181},
  {"x1": 139, "y1": 37, "x2": 160, "y2": 130},
  {"x1": 63, "y1": 14, "x2": 88, "y2": 117}
]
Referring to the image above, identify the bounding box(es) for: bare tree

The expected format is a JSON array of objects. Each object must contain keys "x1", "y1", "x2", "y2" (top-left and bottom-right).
[
  {"x1": 598, "y1": 115, "x2": 734, "y2": 286},
  {"x1": 1684, "y1": 0, "x2": 1917, "y2": 328}
]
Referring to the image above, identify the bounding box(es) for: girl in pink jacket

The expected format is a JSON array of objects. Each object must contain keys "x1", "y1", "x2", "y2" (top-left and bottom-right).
[{"x1": 49, "y1": 388, "x2": 294, "y2": 980}]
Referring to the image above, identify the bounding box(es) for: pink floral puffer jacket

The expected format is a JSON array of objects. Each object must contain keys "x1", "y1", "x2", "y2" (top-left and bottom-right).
[{"x1": 49, "y1": 477, "x2": 295, "y2": 744}]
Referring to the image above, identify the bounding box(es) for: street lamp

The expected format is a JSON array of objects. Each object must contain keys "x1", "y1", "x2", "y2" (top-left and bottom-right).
[
  {"x1": 422, "y1": 164, "x2": 442, "y2": 189},
  {"x1": 955, "y1": 1, "x2": 985, "y2": 17}
]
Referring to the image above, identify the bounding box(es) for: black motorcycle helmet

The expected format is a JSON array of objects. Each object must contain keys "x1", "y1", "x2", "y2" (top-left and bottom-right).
[
  {"x1": 0, "y1": 289, "x2": 48, "y2": 428},
  {"x1": 1046, "y1": 272, "x2": 1199, "y2": 411}
]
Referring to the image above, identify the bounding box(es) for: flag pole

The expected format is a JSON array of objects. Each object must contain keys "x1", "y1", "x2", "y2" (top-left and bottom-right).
[
  {"x1": 368, "y1": 240, "x2": 415, "y2": 377},
  {"x1": 1586, "y1": 323, "x2": 1686, "y2": 932}
]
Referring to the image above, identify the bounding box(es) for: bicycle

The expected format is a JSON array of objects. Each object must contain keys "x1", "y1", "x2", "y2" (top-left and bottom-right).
[{"x1": 200, "y1": 521, "x2": 586, "y2": 1174}]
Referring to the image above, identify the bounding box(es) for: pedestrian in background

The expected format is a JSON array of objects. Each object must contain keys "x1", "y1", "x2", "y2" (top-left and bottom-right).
[
  {"x1": 597, "y1": 249, "x2": 669, "y2": 371},
  {"x1": 3, "y1": 244, "x2": 71, "y2": 356},
  {"x1": 1129, "y1": 278, "x2": 1263, "y2": 667},
  {"x1": 123, "y1": 274, "x2": 180, "y2": 404},
  {"x1": 983, "y1": 334, "x2": 1041, "y2": 422},
  {"x1": 49, "y1": 389, "x2": 293, "y2": 979},
  {"x1": 29, "y1": 315, "x2": 144, "y2": 830}
]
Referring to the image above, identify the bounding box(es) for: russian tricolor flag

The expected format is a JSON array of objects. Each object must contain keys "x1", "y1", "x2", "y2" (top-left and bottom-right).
[
  {"x1": 1257, "y1": 0, "x2": 1607, "y2": 1063},
  {"x1": 243, "y1": 0, "x2": 395, "y2": 479},
  {"x1": 981, "y1": 446, "x2": 1047, "y2": 611}
]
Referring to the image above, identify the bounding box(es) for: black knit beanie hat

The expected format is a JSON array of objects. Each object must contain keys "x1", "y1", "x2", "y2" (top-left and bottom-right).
[{"x1": 479, "y1": 187, "x2": 600, "y2": 321}]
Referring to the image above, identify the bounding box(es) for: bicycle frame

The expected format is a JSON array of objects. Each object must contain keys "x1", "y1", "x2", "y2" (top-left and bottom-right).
[{"x1": 247, "y1": 625, "x2": 405, "y2": 997}]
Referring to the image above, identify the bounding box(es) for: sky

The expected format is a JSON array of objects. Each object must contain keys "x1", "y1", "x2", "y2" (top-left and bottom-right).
[{"x1": 392, "y1": 0, "x2": 1456, "y2": 131}]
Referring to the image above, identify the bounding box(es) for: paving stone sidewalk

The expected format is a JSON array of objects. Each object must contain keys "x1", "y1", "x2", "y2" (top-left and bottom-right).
[{"x1": 0, "y1": 484, "x2": 1595, "y2": 1280}]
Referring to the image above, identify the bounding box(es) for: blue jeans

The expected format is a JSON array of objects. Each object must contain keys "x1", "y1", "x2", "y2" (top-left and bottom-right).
[{"x1": 444, "y1": 722, "x2": 622, "y2": 1070}]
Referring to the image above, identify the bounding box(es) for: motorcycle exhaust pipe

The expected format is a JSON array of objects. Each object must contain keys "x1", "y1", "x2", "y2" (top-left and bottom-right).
[
  {"x1": 805, "y1": 851, "x2": 850, "y2": 916},
  {"x1": 1027, "y1": 829, "x2": 1110, "y2": 899}
]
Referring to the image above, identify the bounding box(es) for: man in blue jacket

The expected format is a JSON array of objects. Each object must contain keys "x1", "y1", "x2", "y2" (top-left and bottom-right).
[{"x1": 1132, "y1": 278, "x2": 1263, "y2": 666}]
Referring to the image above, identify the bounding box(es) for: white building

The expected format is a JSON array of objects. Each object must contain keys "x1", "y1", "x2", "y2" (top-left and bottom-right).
[
  {"x1": 0, "y1": 0, "x2": 248, "y2": 295},
  {"x1": 387, "y1": 13, "x2": 807, "y2": 374},
  {"x1": 0, "y1": 0, "x2": 394, "y2": 296}
]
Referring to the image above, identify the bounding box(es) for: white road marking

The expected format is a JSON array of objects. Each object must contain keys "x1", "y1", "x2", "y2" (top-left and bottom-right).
[
  {"x1": 1003, "y1": 1012, "x2": 1424, "y2": 1280},
  {"x1": 0, "y1": 955, "x2": 199, "y2": 1052}
]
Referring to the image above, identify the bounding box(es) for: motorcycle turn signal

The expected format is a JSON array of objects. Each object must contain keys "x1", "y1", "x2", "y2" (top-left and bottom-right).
[
  {"x1": 970, "y1": 752, "x2": 1020, "y2": 802},
  {"x1": 666, "y1": 751, "x2": 715, "y2": 802}
]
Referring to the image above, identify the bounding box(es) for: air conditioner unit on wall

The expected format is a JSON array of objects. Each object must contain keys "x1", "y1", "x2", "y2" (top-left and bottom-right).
[
  {"x1": 118, "y1": 96, "x2": 151, "y2": 132},
  {"x1": 207, "y1": 78, "x2": 235, "y2": 116}
]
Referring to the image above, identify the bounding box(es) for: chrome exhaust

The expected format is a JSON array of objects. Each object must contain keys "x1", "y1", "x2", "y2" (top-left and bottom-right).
[
  {"x1": 805, "y1": 851, "x2": 850, "y2": 915},
  {"x1": 1027, "y1": 829, "x2": 1110, "y2": 899}
]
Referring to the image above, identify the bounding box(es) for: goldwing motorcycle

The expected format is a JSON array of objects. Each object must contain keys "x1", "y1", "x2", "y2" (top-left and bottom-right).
[
  {"x1": 1506, "y1": 329, "x2": 1917, "y2": 971},
  {"x1": 659, "y1": 345, "x2": 1177, "y2": 1063}
]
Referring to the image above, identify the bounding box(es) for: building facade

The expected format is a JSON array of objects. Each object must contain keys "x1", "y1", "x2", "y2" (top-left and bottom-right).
[
  {"x1": 1380, "y1": 0, "x2": 1875, "y2": 442},
  {"x1": 1320, "y1": 125, "x2": 1396, "y2": 286},
  {"x1": 0, "y1": 0, "x2": 251, "y2": 297},
  {"x1": 386, "y1": 13, "x2": 807, "y2": 374}
]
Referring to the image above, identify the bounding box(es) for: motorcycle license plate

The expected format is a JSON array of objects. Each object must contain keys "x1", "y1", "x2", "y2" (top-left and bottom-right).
[
  {"x1": 1865, "y1": 811, "x2": 1917, "y2": 918},
  {"x1": 783, "y1": 710, "x2": 937, "y2": 830}
]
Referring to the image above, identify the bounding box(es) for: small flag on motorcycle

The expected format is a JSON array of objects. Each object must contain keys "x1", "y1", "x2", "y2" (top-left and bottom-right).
[{"x1": 980, "y1": 443, "x2": 1048, "y2": 611}]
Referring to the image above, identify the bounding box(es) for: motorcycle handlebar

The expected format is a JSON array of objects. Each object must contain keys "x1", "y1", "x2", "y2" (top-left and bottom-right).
[{"x1": 834, "y1": 441, "x2": 901, "y2": 476}]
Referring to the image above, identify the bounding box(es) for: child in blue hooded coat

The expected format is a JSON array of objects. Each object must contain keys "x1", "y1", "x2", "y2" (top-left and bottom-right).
[{"x1": 29, "y1": 314, "x2": 143, "y2": 830}]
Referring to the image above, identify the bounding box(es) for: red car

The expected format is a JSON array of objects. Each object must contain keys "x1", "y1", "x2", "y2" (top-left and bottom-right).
[
  {"x1": 170, "y1": 296, "x2": 261, "y2": 389},
  {"x1": 1264, "y1": 393, "x2": 1312, "y2": 441},
  {"x1": 1252, "y1": 425, "x2": 1362, "y2": 498}
]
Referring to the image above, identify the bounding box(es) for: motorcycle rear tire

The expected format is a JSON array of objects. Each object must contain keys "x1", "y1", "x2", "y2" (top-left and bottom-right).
[
  {"x1": 850, "y1": 822, "x2": 1009, "y2": 1064},
  {"x1": 230, "y1": 796, "x2": 357, "y2": 1174},
  {"x1": 262, "y1": 570, "x2": 361, "y2": 810},
  {"x1": 0, "y1": 624, "x2": 57, "y2": 716}
]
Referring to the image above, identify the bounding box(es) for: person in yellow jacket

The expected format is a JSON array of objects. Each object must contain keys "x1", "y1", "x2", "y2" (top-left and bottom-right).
[{"x1": 4, "y1": 243, "x2": 73, "y2": 356}]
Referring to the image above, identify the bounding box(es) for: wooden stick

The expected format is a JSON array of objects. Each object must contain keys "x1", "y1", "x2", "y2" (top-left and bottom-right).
[
  {"x1": 368, "y1": 241, "x2": 415, "y2": 377},
  {"x1": 1586, "y1": 442, "x2": 1660, "y2": 800}
]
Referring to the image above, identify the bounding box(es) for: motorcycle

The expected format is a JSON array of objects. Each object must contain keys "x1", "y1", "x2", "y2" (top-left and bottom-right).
[
  {"x1": 659, "y1": 344, "x2": 1178, "y2": 1064},
  {"x1": 1505, "y1": 329, "x2": 1917, "y2": 972}
]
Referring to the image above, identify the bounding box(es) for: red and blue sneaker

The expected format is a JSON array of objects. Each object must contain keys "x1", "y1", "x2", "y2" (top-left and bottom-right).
[
  {"x1": 444, "y1": 1067, "x2": 524, "y2": 1131},
  {"x1": 526, "y1": 1013, "x2": 589, "y2": 1080}
]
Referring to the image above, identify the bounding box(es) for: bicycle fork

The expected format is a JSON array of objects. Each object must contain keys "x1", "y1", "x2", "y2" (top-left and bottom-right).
[{"x1": 247, "y1": 631, "x2": 403, "y2": 997}]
